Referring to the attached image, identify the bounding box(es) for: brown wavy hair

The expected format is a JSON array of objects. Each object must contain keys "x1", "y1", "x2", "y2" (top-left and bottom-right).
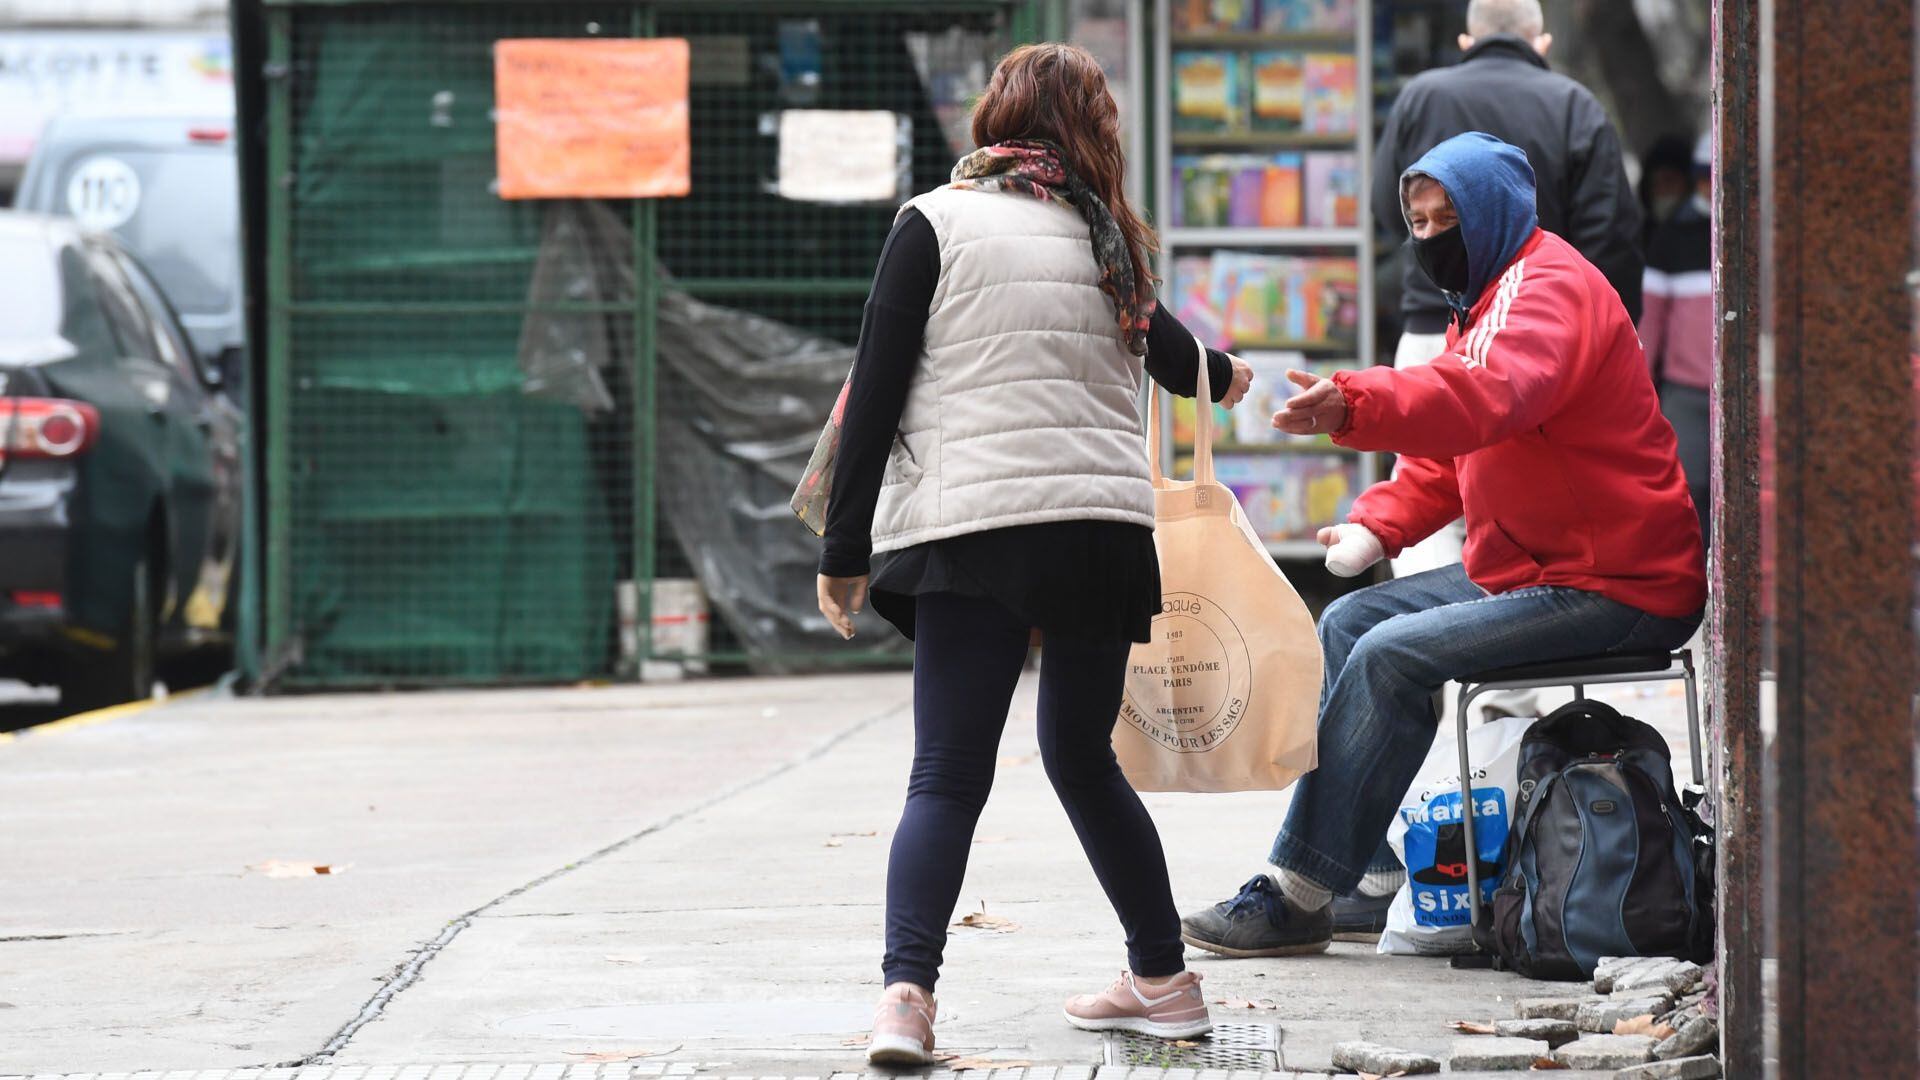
[{"x1": 971, "y1": 43, "x2": 1157, "y2": 287}]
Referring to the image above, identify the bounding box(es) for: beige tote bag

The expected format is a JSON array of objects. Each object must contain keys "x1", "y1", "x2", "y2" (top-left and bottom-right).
[{"x1": 1115, "y1": 341, "x2": 1323, "y2": 792}]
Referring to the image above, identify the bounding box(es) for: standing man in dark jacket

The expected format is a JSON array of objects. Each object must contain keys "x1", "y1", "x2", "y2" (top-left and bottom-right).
[{"x1": 1375, "y1": 0, "x2": 1643, "y2": 342}]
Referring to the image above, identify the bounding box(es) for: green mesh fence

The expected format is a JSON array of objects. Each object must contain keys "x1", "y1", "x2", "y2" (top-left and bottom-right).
[{"x1": 262, "y1": 2, "x2": 1015, "y2": 687}]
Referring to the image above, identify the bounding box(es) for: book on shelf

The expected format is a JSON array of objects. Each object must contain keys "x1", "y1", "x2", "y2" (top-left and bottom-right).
[
  {"x1": 1232, "y1": 352, "x2": 1369, "y2": 446},
  {"x1": 1258, "y1": 0, "x2": 1357, "y2": 34},
  {"x1": 1302, "y1": 53, "x2": 1358, "y2": 135},
  {"x1": 1171, "y1": 49, "x2": 1358, "y2": 142},
  {"x1": 1171, "y1": 255, "x2": 1227, "y2": 346},
  {"x1": 1250, "y1": 51, "x2": 1304, "y2": 132},
  {"x1": 1303, "y1": 151, "x2": 1359, "y2": 227},
  {"x1": 1173, "y1": 0, "x2": 1258, "y2": 33},
  {"x1": 1212, "y1": 451, "x2": 1361, "y2": 543},
  {"x1": 1171, "y1": 152, "x2": 1369, "y2": 230},
  {"x1": 1170, "y1": 396, "x2": 1232, "y2": 452},
  {"x1": 1173, "y1": 51, "x2": 1243, "y2": 133},
  {"x1": 1174, "y1": 0, "x2": 1355, "y2": 34},
  {"x1": 1173, "y1": 252, "x2": 1361, "y2": 349}
]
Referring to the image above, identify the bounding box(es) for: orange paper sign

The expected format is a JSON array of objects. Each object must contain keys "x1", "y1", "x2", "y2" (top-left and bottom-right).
[{"x1": 494, "y1": 38, "x2": 690, "y2": 199}]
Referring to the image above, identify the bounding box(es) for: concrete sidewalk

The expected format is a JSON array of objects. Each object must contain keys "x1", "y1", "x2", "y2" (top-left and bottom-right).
[{"x1": 0, "y1": 671, "x2": 1697, "y2": 1074}]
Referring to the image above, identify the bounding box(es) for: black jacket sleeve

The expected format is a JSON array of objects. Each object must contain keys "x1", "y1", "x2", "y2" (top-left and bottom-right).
[
  {"x1": 1565, "y1": 96, "x2": 1646, "y2": 322},
  {"x1": 818, "y1": 209, "x2": 938, "y2": 579},
  {"x1": 1145, "y1": 303, "x2": 1233, "y2": 400},
  {"x1": 1372, "y1": 95, "x2": 1414, "y2": 245}
]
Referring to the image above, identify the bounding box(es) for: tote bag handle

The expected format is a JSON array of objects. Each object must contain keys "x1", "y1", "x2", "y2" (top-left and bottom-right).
[{"x1": 1147, "y1": 334, "x2": 1217, "y2": 488}]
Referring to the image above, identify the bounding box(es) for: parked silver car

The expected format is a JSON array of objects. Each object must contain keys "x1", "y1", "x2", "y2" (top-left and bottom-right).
[{"x1": 14, "y1": 113, "x2": 243, "y2": 382}]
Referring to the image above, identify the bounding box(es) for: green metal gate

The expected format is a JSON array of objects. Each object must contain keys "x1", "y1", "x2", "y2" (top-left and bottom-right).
[{"x1": 250, "y1": 0, "x2": 1028, "y2": 687}]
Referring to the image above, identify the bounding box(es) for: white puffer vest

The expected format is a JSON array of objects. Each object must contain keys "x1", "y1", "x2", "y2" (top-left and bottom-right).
[{"x1": 869, "y1": 186, "x2": 1155, "y2": 553}]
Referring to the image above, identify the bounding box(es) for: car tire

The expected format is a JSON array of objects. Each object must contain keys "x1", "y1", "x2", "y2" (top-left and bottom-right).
[{"x1": 61, "y1": 554, "x2": 158, "y2": 711}]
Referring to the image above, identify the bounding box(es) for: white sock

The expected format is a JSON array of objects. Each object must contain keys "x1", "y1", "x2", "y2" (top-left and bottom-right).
[
  {"x1": 1267, "y1": 865, "x2": 1333, "y2": 911},
  {"x1": 1357, "y1": 867, "x2": 1407, "y2": 897}
]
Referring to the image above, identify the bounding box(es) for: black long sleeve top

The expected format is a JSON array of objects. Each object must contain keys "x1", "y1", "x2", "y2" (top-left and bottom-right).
[{"x1": 819, "y1": 207, "x2": 1232, "y2": 642}]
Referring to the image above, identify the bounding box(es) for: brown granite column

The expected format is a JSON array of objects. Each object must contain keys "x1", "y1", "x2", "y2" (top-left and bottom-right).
[
  {"x1": 1758, "y1": 0, "x2": 1918, "y2": 1075},
  {"x1": 1707, "y1": 2, "x2": 1764, "y2": 1074}
]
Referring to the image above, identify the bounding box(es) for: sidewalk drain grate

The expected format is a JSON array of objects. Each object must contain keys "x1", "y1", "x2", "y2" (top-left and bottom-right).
[{"x1": 1104, "y1": 1021, "x2": 1280, "y2": 1069}]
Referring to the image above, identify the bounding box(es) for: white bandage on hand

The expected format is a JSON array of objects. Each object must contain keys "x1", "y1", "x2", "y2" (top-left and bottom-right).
[{"x1": 1323, "y1": 523, "x2": 1386, "y2": 578}]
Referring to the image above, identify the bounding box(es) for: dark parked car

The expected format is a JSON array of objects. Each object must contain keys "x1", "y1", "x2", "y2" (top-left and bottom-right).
[{"x1": 0, "y1": 212, "x2": 241, "y2": 707}]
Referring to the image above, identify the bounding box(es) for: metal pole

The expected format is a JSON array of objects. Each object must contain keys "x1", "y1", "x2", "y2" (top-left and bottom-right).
[
  {"x1": 263, "y1": 7, "x2": 294, "y2": 675},
  {"x1": 1707, "y1": 3, "x2": 1766, "y2": 1070},
  {"x1": 1455, "y1": 682, "x2": 1482, "y2": 929},
  {"x1": 632, "y1": 3, "x2": 660, "y2": 674}
]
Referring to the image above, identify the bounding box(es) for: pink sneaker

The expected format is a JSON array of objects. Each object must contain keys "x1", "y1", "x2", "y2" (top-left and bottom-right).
[
  {"x1": 867, "y1": 982, "x2": 937, "y2": 1066},
  {"x1": 1063, "y1": 970, "x2": 1212, "y2": 1039}
]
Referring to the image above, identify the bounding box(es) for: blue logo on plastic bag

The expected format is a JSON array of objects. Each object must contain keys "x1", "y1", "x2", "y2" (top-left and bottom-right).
[{"x1": 1400, "y1": 787, "x2": 1508, "y2": 927}]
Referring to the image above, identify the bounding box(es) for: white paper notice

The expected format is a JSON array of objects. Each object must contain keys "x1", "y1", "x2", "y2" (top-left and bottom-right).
[{"x1": 777, "y1": 110, "x2": 902, "y2": 204}]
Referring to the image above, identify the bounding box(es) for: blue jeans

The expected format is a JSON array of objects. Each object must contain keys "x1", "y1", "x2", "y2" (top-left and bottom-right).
[{"x1": 1270, "y1": 564, "x2": 1701, "y2": 895}]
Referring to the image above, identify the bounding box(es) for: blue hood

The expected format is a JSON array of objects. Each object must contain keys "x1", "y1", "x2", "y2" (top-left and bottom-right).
[{"x1": 1401, "y1": 132, "x2": 1539, "y2": 311}]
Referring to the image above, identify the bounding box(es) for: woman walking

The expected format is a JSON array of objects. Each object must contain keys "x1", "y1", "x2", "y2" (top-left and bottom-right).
[{"x1": 812, "y1": 43, "x2": 1253, "y2": 1066}]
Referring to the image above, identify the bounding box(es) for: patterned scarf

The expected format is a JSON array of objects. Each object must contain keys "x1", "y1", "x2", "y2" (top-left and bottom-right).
[{"x1": 949, "y1": 140, "x2": 1155, "y2": 355}]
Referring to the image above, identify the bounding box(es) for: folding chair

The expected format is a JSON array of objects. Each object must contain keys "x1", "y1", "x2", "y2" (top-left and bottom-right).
[{"x1": 1452, "y1": 649, "x2": 1704, "y2": 934}]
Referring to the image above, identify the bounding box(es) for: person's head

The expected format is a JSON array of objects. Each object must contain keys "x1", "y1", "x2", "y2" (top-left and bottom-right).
[
  {"x1": 1399, "y1": 132, "x2": 1539, "y2": 302},
  {"x1": 1639, "y1": 133, "x2": 1697, "y2": 223},
  {"x1": 1458, "y1": 0, "x2": 1552, "y2": 59},
  {"x1": 972, "y1": 43, "x2": 1155, "y2": 284},
  {"x1": 1404, "y1": 175, "x2": 1457, "y2": 241}
]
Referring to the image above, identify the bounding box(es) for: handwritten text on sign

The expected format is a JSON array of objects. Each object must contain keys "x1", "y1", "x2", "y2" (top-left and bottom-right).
[{"x1": 493, "y1": 38, "x2": 690, "y2": 199}]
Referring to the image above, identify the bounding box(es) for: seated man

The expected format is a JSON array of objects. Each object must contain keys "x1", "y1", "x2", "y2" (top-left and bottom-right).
[{"x1": 1180, "y1": 131, "x2": 1707, "y2": 957}]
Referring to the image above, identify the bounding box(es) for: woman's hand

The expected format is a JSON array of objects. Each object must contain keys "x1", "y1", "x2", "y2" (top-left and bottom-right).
[
  {"x1": 817, "y1": 574, "x2": 869, "y2": 640},
  {"x1": 1219, "y1": 354, "x2": 1254, "y2": 409},
  {"x1": 1273, "y1": 369, "x2": 1348, "y2": 435}
]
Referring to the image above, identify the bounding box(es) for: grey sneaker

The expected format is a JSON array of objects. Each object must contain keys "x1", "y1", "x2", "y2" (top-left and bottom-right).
[
  {"x1": 1180, "y1": 875, "x2": 1332, "y2": 958},
  {"x1": 1330, "y1": 888, "x2": 1395, "y2": 942}
]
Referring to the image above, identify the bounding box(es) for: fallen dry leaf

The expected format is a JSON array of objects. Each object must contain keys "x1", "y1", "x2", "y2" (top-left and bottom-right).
[
  {"x1": 1172, "y1": 1040, "x2": 1203, "y2": 1048},
  {"x1": 996, "y1": 754, "x2": 1037, "y2": 768},
  {"x1": 1215, "y1": 997, "x2": 1279, "y2": 1010},
  {"x1": 602, "y1": 954, "x2": 648, "y2": 965},
  {"x1": 841, "y1": 1034, "x2": 870, "y2": 1048},
  {"x1": 834, "y1": 830, "x2": 879, "y2": 838},
  {"x1": 1530, "y1": 1058, "x2": 1569, "y2": 1070},
  {"x1": 953, "y1": 901, "x2": 1018, "y2": 933},
  {"x1": 248, "y1": 860, "x2": 349, "y2": 878},
  {"x1": 955, "y1": 911, "x2": 1018, "y2": 932},
  {"x1": 942, "y1": 1058, "x2": 1031, "y2": 1071},
  {"x1": 1612, "y1": 1014, "x2": 1676, "y2": 1039},
  {"x1": 1450, "y1": 1019, "x2": 1500, "y2": 1034},
  {"x1": 823, "y1": 838, "x2": 844, "y2": 848}
]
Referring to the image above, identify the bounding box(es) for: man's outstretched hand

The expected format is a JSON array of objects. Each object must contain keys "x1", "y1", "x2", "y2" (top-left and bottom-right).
[{"x1": 1272, "y1": 369, "x2": 1347, "y2": 436}]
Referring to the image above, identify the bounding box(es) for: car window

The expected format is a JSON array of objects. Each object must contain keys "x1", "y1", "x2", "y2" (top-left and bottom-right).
[
  {"x1": 86, "y1": 245, "x2": 162, "y2": 365},
  {"x1": 57, "y1": 246, "x2": 119, "y2": 358},
  {"x1": 53, "y1": 149, "x2": 237, "y2": 315},
  {"x1": 115, "y1": 248, "x2": 207, "y2": 385}
]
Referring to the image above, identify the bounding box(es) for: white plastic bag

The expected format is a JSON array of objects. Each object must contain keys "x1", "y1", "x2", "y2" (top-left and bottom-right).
[{"x1": 1379, "y1": 715, "x2": 1535, "y2": 956}]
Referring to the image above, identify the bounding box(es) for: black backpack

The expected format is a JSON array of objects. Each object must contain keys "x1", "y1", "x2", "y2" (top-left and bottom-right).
[{"x1": 1473, "y1": 699, "x2": 1714, "y2": 980}]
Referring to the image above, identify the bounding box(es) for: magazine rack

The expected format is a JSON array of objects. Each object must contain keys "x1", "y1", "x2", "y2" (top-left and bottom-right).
[{"x1": 1145, "y1": 0, "x2": 1380, "y2": 561}]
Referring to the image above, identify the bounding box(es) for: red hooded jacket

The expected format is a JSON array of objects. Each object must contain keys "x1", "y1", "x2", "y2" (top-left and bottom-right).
[{"x1": 1333, "y1": 228, "x2": 1707, "y2": 619}]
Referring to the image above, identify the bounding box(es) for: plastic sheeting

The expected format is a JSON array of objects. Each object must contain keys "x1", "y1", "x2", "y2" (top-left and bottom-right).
[
  {"x1": 653, "y1": 286, "x2": 911, "y2": 668},
  {"x1": 528, "y1": 200, "x2": 907, "y2": 667}
]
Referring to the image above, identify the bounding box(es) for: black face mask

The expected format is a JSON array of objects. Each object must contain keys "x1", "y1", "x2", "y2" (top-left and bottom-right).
[{"x1": 1413, "y1": 225, "x2": 1470, "y2": 295}]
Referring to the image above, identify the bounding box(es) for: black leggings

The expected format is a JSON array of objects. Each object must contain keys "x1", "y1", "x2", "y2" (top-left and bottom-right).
[{"x1": 882, "y1": 591, "x2": 1185, "y2": 990}]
